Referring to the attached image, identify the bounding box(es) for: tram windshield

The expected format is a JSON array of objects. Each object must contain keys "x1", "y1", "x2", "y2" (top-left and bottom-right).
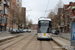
[{"x1": 37, "y1": 20, "x2": 52, "y2": 33}]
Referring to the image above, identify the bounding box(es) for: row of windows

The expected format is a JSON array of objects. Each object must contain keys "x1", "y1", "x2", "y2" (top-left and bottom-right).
[
  {"x1": 12, "y1": 0, "x2": 22, "y2": 2},
  {"x1": 0, "y1": 8, "x2": 8, "y2": 16},
  {"x1": 0, "y1": 16, "x2": 7, "y2": 24},
  {"x1": 17, "y1": 0, "x2": 22, "y2": 2},
  {"x1": 17, "y1": 3, "x2": 21, "y2": 6}
]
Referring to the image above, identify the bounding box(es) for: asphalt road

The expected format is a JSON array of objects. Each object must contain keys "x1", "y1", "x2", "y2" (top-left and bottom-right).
[{"x1": 0, "y1": 31, "x2": 63, "y2": 50}]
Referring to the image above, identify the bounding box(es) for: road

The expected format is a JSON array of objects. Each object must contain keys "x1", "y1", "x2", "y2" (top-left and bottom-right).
[{"x1": 0, "y1": 31, "x2": 63, "y2": 50}]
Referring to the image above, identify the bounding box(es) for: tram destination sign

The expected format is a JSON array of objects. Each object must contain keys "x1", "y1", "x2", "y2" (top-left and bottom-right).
[
  {"x1": 71, "y1": 21, "x2": 75, "y2": 46},
  {"x1": 40, "y1": 21, "x2": 49, "y2": 23}
]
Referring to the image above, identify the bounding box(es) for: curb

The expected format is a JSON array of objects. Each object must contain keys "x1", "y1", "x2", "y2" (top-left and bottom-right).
[
  {"x1": 52, "y1": 39, "x2": 67, "y2": 50},
  {"x1": 0, "y1": 35, "x2": 22, "y2": 42},
  {"x1": 52, "y1": 37, "x2": 70, "y2": 50}
]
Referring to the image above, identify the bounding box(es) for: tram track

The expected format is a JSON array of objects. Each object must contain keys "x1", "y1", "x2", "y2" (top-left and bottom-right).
[
  {"x1": 39, "y1": 40, "x2": 63, "y2": 50},
  {"x1": 22, "y1": 35, "x2": 36, "y2": 50},
  {"x1": 40, "y1": 41, "x2": 42, "y2": 50},
  {"x1": 2, "y1": 34, "x2": 34, "y2": 50},
  {"x1": 1, "y1": 33, "x2": 63, "y2": 50},
  {"x1": 49, "y1": 40, "x2": 63, "y2": 50},
  {"x1": 0, "y1": 34, "x2": 22, "y2": 46},
  {"x1": 48, "y1": 41, "x2": 56, "y2": 50}
]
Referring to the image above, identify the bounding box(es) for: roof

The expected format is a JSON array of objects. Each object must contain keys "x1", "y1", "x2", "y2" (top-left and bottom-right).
[
  {"x1": 38, "y1": 18, "x2": 51, "y2": 21},
  {"x1": 64, "y1": 5, "x2": 69, "y2": 9}
]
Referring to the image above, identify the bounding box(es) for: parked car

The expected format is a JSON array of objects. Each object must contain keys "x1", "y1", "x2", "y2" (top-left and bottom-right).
[
  {"x1": 55, "y1": 30, "x2": 59, "y2": 35},
  {"x1": 52, "y1": 30, "x2": 56, "y2": 34},
  {"x1": 16, "y1": 30, "x2": 20, "y2": 33},
  {"x1": 11, "y1": 29, "x2": 17, "y2": 33},
  {"x1": 19, "y1": 29, "x2": 23, "y2": 33},
  {"x1": 23, "y1": 29, "x2": 27, "y2": 32},
  {"x1": 25, "y1": 29, "x2": 28, "y2": 32},
  {"x1": 27, "y1": 29, "x2": 31, "y2": 32}
]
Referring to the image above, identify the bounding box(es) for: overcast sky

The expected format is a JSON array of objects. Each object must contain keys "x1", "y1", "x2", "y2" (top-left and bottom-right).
[{"x1": 22, "y1": 0, "x2": 75, "y2": 24}]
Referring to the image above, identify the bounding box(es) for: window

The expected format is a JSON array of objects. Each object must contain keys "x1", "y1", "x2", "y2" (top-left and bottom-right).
[
  {"x1": 7, "y1": 1, "x2": 10, "y2": 6},
  {"x1": 12, "y1": 0, "x2": 13, "y2": 1},
  {"x1": 17, "y1": 0, "x2": 19, "y2": 2},
  {"x1": 20, "y1": 0, "x2": 22, "y2": 2},
  {"x1": 1, "y1": 17, "x2": 5, "y2": 24},
  {"x1": 5, "y1": 8, "x2": 7, "y2": 14},
  {"x1": 1, "y1": 10, "x2": 4, "y2": 14},
  {"x1": 0, "y1": 16, "x2": 1, "y2": 23},
  {"x1": 20, "y1": 4, "x2": 21, "y2": 6},
  {"x1": 0, "y1": 10, "x2": 4, "y2": 15},
  {"x1": 0, "y1": 16, "x2": 1, "y2": 21},
  {"x1": 17, "y1": 4, "x2": 19, "y2": 6}
]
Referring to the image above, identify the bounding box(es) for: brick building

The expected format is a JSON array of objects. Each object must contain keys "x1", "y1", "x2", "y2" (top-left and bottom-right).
[
  {"x1": 0, "y1": 0, "x2": 22, "y2": 32},
  {"x1": 63, "y1": 2, "x2": 75, "y2": 33},
  {"x1": 51, "y1": 2, "x2": 75, "y2": 33},
  {"x1": 16, "y1": 0, "x2": 22, "y2": 12},
  {"x1": 0, "y1": 0, "x2": 10, "y2": 32}
]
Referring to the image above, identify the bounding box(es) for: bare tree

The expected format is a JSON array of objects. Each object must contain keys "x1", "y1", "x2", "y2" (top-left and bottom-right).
[
  {"x1": 28, "y1": 19, "x2": 33, "y2": 29},
  {"x1": 47, "y1": 10, "x2": 55, "y2": 19},
  {"x1": 26, "y1": 17, "x2": 28, "y2": 25},
  {"x1": 54, "y1": 0, "x2": 63, "y2": 14}
]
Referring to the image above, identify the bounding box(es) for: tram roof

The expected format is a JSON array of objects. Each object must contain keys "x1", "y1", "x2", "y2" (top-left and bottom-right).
[{"x1": 38, "y1": 18, "x2": 51, "y2": 21}]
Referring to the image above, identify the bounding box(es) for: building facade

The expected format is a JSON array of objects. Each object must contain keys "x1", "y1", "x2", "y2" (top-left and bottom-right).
[
  {"x1": 52, "y1": 2, "x2": 75, "y2": 33},
  {"x1": 0, "y1": 0, "x2": 10, "y2": 32},
  {"x1": 16, "y1": 0, "x2": 22, "y2": 12},
  {"x1": 0, "y1": 0, "x2": 22, "y2": 32},
  {"x1": 63, "y1": 2, "x2": 75, "y2": 33},
  {"x1": 19, "y1": 7, "x2": 26, "y2": 29}
]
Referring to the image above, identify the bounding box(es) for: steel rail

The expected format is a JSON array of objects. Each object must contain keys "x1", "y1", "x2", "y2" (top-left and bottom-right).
[
  {"x1": 2, "y1": 34, "x2": 33, "y2": 50},
  {"x1": 22, "y1": 35, "x2": 36, "y2": 50}
]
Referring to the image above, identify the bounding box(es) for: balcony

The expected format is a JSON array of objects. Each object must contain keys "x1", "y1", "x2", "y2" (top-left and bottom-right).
[{"x1": 4, "y1": 0, "x2": 10, "y2": 7}]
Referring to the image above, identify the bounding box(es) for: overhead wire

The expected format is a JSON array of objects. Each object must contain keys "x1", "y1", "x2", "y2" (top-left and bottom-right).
[{"x1": 43, "y1": 0, "x2": 50, "y2": 17}]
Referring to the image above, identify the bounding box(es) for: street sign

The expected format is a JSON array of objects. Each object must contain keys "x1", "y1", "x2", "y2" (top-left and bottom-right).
[{"x1": 71, "y1": 21, "x2": 75, "y2": 46}]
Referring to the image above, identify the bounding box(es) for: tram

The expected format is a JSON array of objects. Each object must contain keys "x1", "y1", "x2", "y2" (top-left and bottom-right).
[{"x1": 37, "y1": 17, "x2": 52, "y2": 39}]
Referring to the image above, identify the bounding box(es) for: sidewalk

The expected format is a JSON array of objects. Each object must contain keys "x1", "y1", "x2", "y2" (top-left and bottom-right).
[
  {"x1": 52, "y1": 33, "x2": 74, "y2": 50},
  {"x1": 59, "y1": 33, "x2": 71, "y2": 40},
  {"x1": 0, "y1": 31, "x2": 12, "y2": 37},
  {"x1": 0, "y1": 31, "x2": 21, "y2": 41}
]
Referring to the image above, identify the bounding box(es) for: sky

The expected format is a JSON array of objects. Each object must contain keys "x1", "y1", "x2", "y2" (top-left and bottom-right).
[{"x1": 22, "y1": 0, "x2": 75, "y2": 24}]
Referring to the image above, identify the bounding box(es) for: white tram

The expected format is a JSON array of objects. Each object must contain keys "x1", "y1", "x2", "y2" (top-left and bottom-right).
[{"x1": 37, "y1": 17, "x2": 52, "y2": 39}]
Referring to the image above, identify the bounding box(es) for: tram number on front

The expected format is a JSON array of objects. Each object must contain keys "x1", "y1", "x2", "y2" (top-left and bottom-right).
[{"x1": 44, "y1": 33, "x2": 46, "y2": 36}]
